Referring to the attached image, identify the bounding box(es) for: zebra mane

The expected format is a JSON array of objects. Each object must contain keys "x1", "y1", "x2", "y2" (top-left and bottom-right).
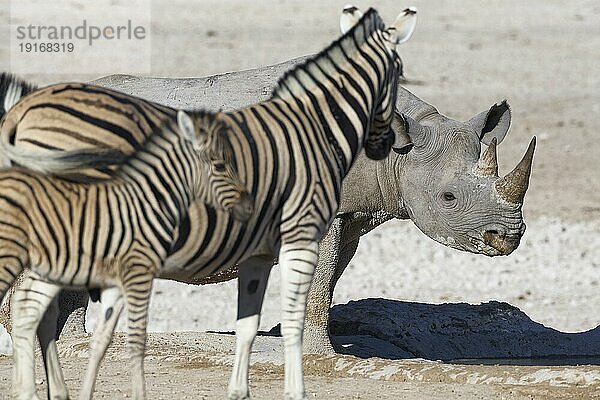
[
  {"x1": 272, "y1": 8, "x2": 385, "y2": 100},
  {"x1": 0, "y1": 73, "x2": 37, "y2": 116}
]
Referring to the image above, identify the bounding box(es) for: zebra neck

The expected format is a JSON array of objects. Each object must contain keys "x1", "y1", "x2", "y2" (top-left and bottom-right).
[
  {"x1": 273, "y1": 65, "x2": 384, "y2": 173},
  {"x1": 118, "y1": 130, "x2": 196, "y2": 230},
  {"x1": 271, "y1": 13, "x2": 387, "y2": 173}
]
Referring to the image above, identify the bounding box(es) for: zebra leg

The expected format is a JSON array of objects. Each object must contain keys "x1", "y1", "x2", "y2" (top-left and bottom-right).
[
  {"x1": 37, "y1": 292, "x2": 89, "y2": 399},
  {"x1": 123, "y1": 267, "x2": 155, "y2": 400},
  {"x1": 37, "y1": 296, "x2": 69, "y2": 400},
  {"x1": 11, "y1": 276, "x2": 61, "y2": 400},
  {"x1": 227, "y1": 255, "x2": 272, "y2": 400},
  {"x1": 79, "y1": 286, "x2": 124, "y2": 400},
  {"x1": 278, "y1": 241, "x2": 319, "y2": 400}
]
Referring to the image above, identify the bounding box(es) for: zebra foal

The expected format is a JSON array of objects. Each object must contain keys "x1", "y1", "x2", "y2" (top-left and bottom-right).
[
  {"x1": 0, "y1": 97, "x2": 252, "y2": 400},
  {"x1": 1, "y1": 7, "x2": 417, "y2": 399}
]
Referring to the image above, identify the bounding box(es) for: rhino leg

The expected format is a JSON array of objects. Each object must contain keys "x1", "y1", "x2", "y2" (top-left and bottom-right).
[
  {"x1": 304, "y1": 217, "x2": 360, "y2": 354},
  {"x1": 0, "y1": 271, "x2": 26, "y2": 335},
  {"x1": 56, "y1": 289, "x2": 89, "y2": 337}
]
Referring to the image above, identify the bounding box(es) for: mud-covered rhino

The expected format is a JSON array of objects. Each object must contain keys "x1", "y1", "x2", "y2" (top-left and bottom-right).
[{"x1": 0, "y1": 53, "x2": 535, "y2": 355}]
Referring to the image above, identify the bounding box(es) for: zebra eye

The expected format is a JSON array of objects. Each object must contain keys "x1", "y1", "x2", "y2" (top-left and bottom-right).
[{"x1": 214, "y1": 163, "x2": 226, "y2": 172}]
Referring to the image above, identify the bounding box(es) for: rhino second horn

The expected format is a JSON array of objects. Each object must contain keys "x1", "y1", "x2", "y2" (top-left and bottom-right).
[
  {"x1": 475, "y1": 137, "x2": 499, "y2": 177},
  {"x1": 495, "y1": 136, "x2": 536, "y2": 204}
]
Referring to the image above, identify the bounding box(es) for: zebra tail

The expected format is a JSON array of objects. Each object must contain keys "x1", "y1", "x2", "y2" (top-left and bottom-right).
[
  {"x1": 0, "y1": 73, "x2": 37, "y2": 119},
  {"x1": 0, "y1": 73, "x2": 126, "y2": 174},
  {"x1": 0, "y1": 73, "x2": 37, "y2": 168},
  {"x1": 0, "y1": 133, "x2": 128, "y2": 174},
  {"x1": 45, "y1": 148, "x2": 130, "y2": 172}
]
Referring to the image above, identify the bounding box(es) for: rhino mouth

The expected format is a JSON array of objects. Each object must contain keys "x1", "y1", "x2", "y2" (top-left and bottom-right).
[
  {"x1": 468, "y1": 226, "x2": 525, "y2": 256},
  {"x1": 488, "y1": 235, "x2": 522, "y2": 255},
  {"x1": 467, "y1": 237, "x2": 505, "y2": 256},
  {"x1": 433, "y1": 234, "x2": 504, "y2": 257},
  {"x1": 475, "y1": 232, "x2": 523, "y2": 256}
]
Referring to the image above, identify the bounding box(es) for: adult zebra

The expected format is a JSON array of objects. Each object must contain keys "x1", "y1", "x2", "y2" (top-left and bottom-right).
[{"x1": 1, "y1": 8, "x2": 417, "y2": 399}]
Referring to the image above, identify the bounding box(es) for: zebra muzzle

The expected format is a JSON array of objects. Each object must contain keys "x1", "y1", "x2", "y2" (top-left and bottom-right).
[
  {"x1": 230, "y1": 191, "x2": 254, "y2": 222},
  {"x1": 364, "y1": 131, "x2": 395, "y2": 160}
]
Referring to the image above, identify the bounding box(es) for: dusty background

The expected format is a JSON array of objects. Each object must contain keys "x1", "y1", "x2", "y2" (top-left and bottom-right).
[{"x1": 0, "y1": 0, "x2": 599, "y2": 398}]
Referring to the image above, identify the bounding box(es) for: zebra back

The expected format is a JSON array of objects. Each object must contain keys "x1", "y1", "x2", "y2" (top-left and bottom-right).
[
  {"x1": 0, "y1": 82, "x2": 174, "y2": 179},
  {"x1": 0, "y1": 79, "x2": 252, "y2": 220}
]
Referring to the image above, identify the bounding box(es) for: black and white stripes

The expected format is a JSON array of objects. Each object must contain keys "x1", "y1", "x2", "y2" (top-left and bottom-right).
[
  {"x1": 0, "y1": 7, "x2": 417, "y2": 399},
  {"x1": 0, "y1": 90, "x2": 251, "y2": 399}
]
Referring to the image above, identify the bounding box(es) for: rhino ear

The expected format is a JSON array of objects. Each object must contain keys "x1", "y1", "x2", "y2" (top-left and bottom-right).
[
  {"x1": 391, "y1": 112, "x2": 413, "y2": 154},
  {"x1": 398, "y1": 114, "x2": 428, "y2": 150},
  {"x1": 467, "y1": 100, "x2": 512, "y2": 145}
]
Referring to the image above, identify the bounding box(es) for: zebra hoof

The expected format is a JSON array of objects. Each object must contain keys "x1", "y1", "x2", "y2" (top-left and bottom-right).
[
  {"x1": 227, "y1": 390, "x2": 251, "y2": 400},
  {"x1": 284, "y1": 394, "x2": 307, "y2": 400}
]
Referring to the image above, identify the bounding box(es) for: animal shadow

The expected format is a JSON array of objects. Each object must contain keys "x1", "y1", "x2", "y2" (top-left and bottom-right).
[{"x1": 329, "y1": 298, "x2": 600, "y2": 365}]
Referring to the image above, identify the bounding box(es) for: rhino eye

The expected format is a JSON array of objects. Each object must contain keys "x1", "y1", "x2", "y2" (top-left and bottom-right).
[{"x1": 442, "y1": 192, "x2": 457, "y2": 202}]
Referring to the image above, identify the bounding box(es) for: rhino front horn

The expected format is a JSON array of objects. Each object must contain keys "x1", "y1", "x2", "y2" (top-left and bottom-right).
[
  {"x1": 495, "y1": 137, "x2": 536, "y2": 204},
  {"x1": 475, "y1": 137, "x2": 499, "y2": 177}
]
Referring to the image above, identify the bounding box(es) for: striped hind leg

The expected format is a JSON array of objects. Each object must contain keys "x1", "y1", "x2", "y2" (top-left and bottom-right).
[
  {"x1": 0, "y1": 252, "x2": 25, "y2": 305},
  {"x1": 122, "y1": 264, "x2": 155, "y2": 400},
  {"x1": 278, "y1": 241, "x2": 319, "y2": 400},
  {"x1": 227, "y1": 255, "x2": 273, "y2": 400},
  {"x1": 37, "y1": 292, "x2": 69, "y2": 400},
  {"x1": 79, "y1": 286, "x2": 124, "y2": 400},
  {"x1": 0, "y1": 232, "x2": 29, "y2": 333},
  {"x1": 11, "y1": 274, "x2": 61, "y2": 400}
]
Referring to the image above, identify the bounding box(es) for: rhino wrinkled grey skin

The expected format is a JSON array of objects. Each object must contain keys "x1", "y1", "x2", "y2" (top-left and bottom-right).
[
  {"x1": 0, "y1": 56, "x2": 535, "y2": 355},
  {"x1": 392, "y1": 102, "x2": 534, "y2": 257}
]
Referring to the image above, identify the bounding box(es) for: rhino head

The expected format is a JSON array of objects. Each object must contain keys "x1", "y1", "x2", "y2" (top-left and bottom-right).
[{"x1": 388, "y1": 89, "x2": 536, "y2": 256}]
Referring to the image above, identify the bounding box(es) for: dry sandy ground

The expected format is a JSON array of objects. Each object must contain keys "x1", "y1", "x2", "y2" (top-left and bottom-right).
[
  {"x1": 2, "y1": 333, "x2": 600, "y2": 399},
  {"x1": 0, "y1": 0, "x2": 600, "y2": 399}
]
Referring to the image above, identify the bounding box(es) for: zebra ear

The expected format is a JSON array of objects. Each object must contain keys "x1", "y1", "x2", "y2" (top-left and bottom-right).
[
  {"x1": 177, "y1": 110, "x2": 198, "y2": 145},
  {"x1": 388, "y1": 7, "x2": 417, "y2": 45},
  {"x1": 339, "y1": 5, "x2": 363, "y2": 34}
]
